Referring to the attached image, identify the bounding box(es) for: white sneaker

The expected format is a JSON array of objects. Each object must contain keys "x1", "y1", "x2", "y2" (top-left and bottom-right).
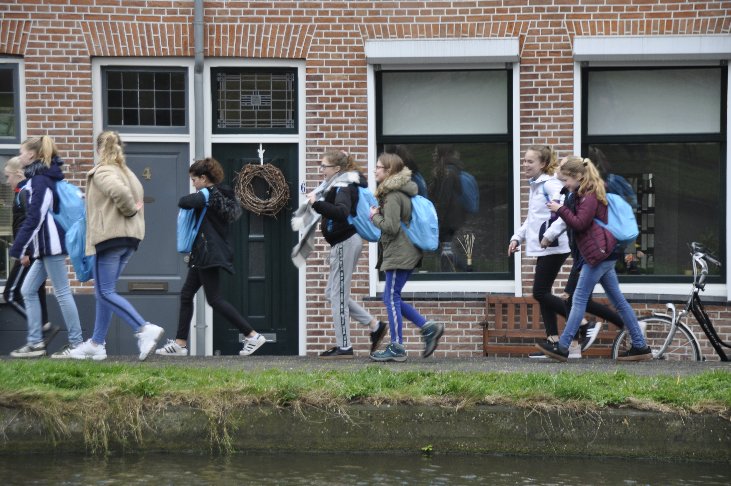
[
  {"x1": 568, "y1": 341, "x2": 582, "y2": 359},
  {"x1": 240, "y1": 334, "x2": 266, "y2": 356},
  {"x1": 136, "y1": 323, "x2": 164, "y2": 361},
  {"x1": 155, "y1": 339, "x2": 188, "y2": 356},
  {"x1": 69, "y1": 339, "x2": 107, "y2": 361},
  {"x1": 51, "y1": 343, "x2": 81, "y2": 359}
]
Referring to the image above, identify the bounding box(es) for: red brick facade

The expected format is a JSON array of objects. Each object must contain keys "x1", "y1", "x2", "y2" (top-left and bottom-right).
[{"x1": 1, "y1": 1, "x2": 729, "y2": 359}]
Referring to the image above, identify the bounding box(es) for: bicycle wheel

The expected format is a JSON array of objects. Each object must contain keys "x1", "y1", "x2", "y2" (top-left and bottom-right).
[{"x1": 611, "y1": 316, "x2": 702, "y2": 361}]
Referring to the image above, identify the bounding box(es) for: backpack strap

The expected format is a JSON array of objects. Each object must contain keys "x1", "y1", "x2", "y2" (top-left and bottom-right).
[{"x1": 193, "y1": 188, "x2": 210, "y2": 235}]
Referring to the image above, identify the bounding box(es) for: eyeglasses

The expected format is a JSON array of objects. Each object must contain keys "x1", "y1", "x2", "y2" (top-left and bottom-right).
[
  {"x1": 375, "y1": 165, "x2": 385, "y2": 170},
  {"x1": 320, "y1": 164, "x2": 337, "y2": 169}
]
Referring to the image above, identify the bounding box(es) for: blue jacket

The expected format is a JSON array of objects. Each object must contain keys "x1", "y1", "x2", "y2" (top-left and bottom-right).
[{"x1": 10, "y1": 156, "x2": 67, "y2": 259}]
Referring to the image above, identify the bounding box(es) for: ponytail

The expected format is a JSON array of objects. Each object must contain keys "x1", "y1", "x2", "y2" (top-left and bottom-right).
[
  {"x1": 22, "y1": 135, "x2": 58, "y2": 167},
  {"x1": 96, "y1": 131, "x2": 126, "y2": 167}
]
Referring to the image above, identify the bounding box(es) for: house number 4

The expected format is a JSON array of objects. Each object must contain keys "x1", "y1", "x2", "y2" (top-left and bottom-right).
[{"x1": 142, "y1": 167, "x2": 152, "y2": 180}]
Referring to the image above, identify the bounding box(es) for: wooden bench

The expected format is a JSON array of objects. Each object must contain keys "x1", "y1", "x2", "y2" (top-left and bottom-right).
[{"x1": 482, "y1": 295, "x2": 615, "y2": 358}]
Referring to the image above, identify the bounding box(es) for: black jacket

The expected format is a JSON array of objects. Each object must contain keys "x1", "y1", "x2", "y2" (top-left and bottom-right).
[
  {"x1": 179, "y1": 184, "x2": 242, "y2": 274},
  {"x1": 312, "y1": 173, "x2": 367, "y2": 246}
]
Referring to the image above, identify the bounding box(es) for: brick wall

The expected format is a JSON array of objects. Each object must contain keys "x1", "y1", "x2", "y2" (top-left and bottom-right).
[{"x1": 1, "y1": 1, "x2": 729, "y2": 359}]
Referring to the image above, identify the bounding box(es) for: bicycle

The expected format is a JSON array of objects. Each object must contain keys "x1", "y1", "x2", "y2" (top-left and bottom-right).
[{"x1": 611, "y1": 242, "x2": 729, "y2": 361}]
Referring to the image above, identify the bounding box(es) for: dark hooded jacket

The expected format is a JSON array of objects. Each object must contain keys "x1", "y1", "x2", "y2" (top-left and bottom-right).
[
  {"x1": 312, "y1": 173, "x2": 367, "y2": 246},
  {"x1": 10, "y1": 156, "x2": 67, "y2": 259},
  {"x1": 179, "y1": 184, "x2": 242, "y2": 274}
]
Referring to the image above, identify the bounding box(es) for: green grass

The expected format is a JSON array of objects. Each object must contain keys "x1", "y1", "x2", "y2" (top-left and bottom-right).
[
  {"x1": 0, "y1": 361, "x2": 728, "y2": 410},
  {"x1": 1, "y1": 361, "x2": 727, "y2": 453}
]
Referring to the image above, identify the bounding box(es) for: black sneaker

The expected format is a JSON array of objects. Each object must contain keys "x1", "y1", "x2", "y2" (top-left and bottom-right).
[
  {"x1": 42, "y1": 322, "x2": 60, "y2": 347},
  {"x1": 616, "y1": 345, "x2": 653, "y2": 361},
  {"x1": 370, "y1": 321, "x2": 387, "y2": 353},
  {"x1": 579, "y1": 320, "x2": 603, "y2": 351},
  {"x1": 318, "y1": 346, "x2": 354, "y2": 359},
  {"x1": 529, "y1": 339, "x2": 557, "y2": 359},
  {"x1": 421, "y1": 321, "x2": 444, "y2": 358},
  {"x1": 535, "y1": 341, "x2": 569, "y2": 362}
]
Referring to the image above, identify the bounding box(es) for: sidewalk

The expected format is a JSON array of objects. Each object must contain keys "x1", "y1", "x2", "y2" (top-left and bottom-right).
[{"x1": 95, "y1": 354, "x2": 730, "y2": 376}]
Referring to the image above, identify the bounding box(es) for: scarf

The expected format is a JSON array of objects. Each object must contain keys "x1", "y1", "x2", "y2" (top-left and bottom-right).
[{"x1": 290, "y1": 170, "x2": 360, "y2": 268}]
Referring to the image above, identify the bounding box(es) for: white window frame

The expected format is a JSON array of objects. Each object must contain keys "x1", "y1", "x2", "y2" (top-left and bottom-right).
[
  {"x1": 366, "y1": 38, "x2": 521, "y2": 295},
  {"x1": 0, "y1": 58, "x2": 25, "y2": 151},
  {"x1": 573, "y1": 35, "x2": 730, "y2": 299}
]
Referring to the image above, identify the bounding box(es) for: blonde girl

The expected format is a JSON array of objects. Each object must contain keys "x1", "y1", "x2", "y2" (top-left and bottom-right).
[
  {"x1": 9, "y1": 136, "x2": 83, "y2": 358},
  {"x1": 538, "y1": 157, "x2": 651, "y2": 361},
  {"x1": 69, "y1": 131, "x2": 164, "y2": 361}
]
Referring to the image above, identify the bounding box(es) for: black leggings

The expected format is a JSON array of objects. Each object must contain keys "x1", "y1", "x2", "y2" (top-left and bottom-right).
[
  {"x1": 533, "y1": 253, "x2": 570, "y2": 336},
  {"x1": 176, "y1": 266, "x2": 254, "y2": 341},
  {"x1": 564, "y1": 263, "x2": 624, "y2": 329}
]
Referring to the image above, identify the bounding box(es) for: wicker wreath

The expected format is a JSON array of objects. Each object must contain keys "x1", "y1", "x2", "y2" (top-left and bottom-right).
[{"x1": 234, "y1": 163, "x2": 290, "y2": 217}]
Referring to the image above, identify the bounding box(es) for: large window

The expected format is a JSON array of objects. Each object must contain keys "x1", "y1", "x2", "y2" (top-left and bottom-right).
[
  {"x1": 582, "y1": 66, "x2": 726, "y2": 281},
  {"x1": 0, "y1": 64, "x2": 19, "y2": 142},
  {"x1": 103, "y1": 67, "x2": 187, "y2": 132},
  {"x1": 377, "y1": 69, "x2": 513, "y2": 279}
]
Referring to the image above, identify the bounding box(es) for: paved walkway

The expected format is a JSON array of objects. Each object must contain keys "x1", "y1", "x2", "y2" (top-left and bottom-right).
[{"x1": 84, "y1": 355, "x2": 731, "y2": 377}]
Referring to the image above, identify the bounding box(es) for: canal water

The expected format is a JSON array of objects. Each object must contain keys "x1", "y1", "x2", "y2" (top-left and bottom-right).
[{"x1": 0, "y1": 452, "x2": 727, "y2": 485}]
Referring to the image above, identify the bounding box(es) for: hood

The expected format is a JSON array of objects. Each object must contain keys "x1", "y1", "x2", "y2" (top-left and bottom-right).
[
  {"x1": 32, "y1": 155, "x2": 65, "y2": 182},
  {"x1": 210, "y1": 184, "x2": 243, "y2": 223},
  {"x1": 357, "y1": 172, "x2": 367, "y2": 188},
  {"x1": 375, "y1": 167, "x2": 417, "y2": 198}
]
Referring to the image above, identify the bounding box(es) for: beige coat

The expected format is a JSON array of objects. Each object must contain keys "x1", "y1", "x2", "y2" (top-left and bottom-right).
[{"x1": 85, "y1": 164, "x2": 144, "y2": 256}]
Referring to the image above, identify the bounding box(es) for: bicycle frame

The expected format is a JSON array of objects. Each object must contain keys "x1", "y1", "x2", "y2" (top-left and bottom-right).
[{"x1": 683, "y1": 247, "x2": 728, "y2": 361}]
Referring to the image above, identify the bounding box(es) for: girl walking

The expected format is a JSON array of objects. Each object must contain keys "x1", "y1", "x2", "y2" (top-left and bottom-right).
[
  {"x1": 156, "y1": 157, "x2": 265, "y2": 357},
  {"x1": 537, "y1": 157, "x2": 651, "y2": 361},
  {"x1": 508, "y1": 146, "x2": 575, "y2": 357},
  {"x1": 3, "y1": 157, "x2": 57, "y2": 345},
  {"x1": 307, "y1": 150, "x2": 386, "y2": 359},
  {"x1": 9, "y1": 136, "x2": 83, "y2": 358},
  {"x1": 369, "y1": 153, "x2": 443, "y2": 362},
  {"x1": 69, "y1": 131, "x2": 164, "y2": 361}
]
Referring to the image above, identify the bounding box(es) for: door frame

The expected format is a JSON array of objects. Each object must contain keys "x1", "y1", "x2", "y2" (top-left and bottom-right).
[{"x1": 204, "y1": 59, "x2": 308, "y2": 355}]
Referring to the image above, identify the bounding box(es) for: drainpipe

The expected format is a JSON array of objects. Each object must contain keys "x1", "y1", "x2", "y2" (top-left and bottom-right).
[{"x1": 193, "y1": 0, "x2": 206, "y2": 356}]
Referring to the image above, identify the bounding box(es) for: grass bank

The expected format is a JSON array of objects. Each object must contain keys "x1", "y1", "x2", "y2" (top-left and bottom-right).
[{"x1": 0, "y1": 361, "x2": 728, "y2": 453}]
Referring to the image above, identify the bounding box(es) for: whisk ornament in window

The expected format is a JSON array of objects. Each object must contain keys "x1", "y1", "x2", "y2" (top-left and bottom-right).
[
  {"x1": 234, "y1": 144, "x2": 290, "y2": 217},
  {"x1": 458, "y1": 232, "x2": 476, "y2": 271}
]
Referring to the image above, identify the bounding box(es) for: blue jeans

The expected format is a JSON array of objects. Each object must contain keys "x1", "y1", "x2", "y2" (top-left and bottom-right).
[
  {"x1": 559, "y1": 258, "x2": 646, "y2": 351},
  {"x1": 21, "y1": 255, "x2": 83, "y2": 346},
  {"x1": 92, "y1": 247, "x2": 146, "y2": 344},
  {"x1": 383, "y1": 269, "x2": 427, "y2": 344}
]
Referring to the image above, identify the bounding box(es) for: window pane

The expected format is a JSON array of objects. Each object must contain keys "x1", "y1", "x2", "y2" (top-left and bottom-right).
[
  {"x1": 104, "y1": 69, "x2": 187, "y2": 128},
  {"x1": 382, "y1": 143, "x2": 511, "y2": 275},
  {"x1": 214, "y1": 70, "x2": 296, "y2": 131},
  {"x1": 587, "y1": 68, "x2": 721, "y2": 135},
  {"x1": 381, "y1": 71, "x2": 508, "y2": 135},
  {"x1": 0, "y1": 70, "x2": 16, "y2": 138},
  {"x1": 590, "y1": 143, "x2": 722, "y2": 278}
]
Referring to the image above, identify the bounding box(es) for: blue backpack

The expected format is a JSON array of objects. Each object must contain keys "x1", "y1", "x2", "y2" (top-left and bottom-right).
[
  {"x1": 595, "y1": 193, "x2": 639, "y2": 248},
  {"x1": 402, "y1": 195, "x2": 439, "y2": 251},
  {"x1": 53, "y1": 180, "x2": 94, "y2": 282},
  {"x1": 177, "y1": 188, "x2": 209, "y2": 253},
  {"x1": 347, "y1": 186, "x2": 381, "y2": 242},
  {"x1": 459, "y1": 170, "x2": 480, "y2": 214}
]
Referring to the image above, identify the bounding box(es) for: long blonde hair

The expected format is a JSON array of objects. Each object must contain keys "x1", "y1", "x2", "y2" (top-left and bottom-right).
[
  {"x1": 96, "y1": 131, "x2": 126, "y2": 167},
  {"x1": 559, "y1": 156, "x2": 607, "y2": 204},
  {"x1": 21, "y1": 135, "x2": 58, "y2": 167}
]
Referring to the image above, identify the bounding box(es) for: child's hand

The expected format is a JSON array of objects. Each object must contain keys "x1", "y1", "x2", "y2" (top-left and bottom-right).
[{"x1": 546, "y1": 201, "x2": 562, "y2": 212}]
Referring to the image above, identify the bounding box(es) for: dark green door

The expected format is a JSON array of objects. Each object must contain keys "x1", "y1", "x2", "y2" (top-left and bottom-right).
[{"x1": 212, "y1": 144, "x2": 299, "y2": 355}]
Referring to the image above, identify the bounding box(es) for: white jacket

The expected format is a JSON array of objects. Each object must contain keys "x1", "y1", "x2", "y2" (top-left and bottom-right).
[{"x1": 510, "y1": 173, "x2": 570, "y2": 257}]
